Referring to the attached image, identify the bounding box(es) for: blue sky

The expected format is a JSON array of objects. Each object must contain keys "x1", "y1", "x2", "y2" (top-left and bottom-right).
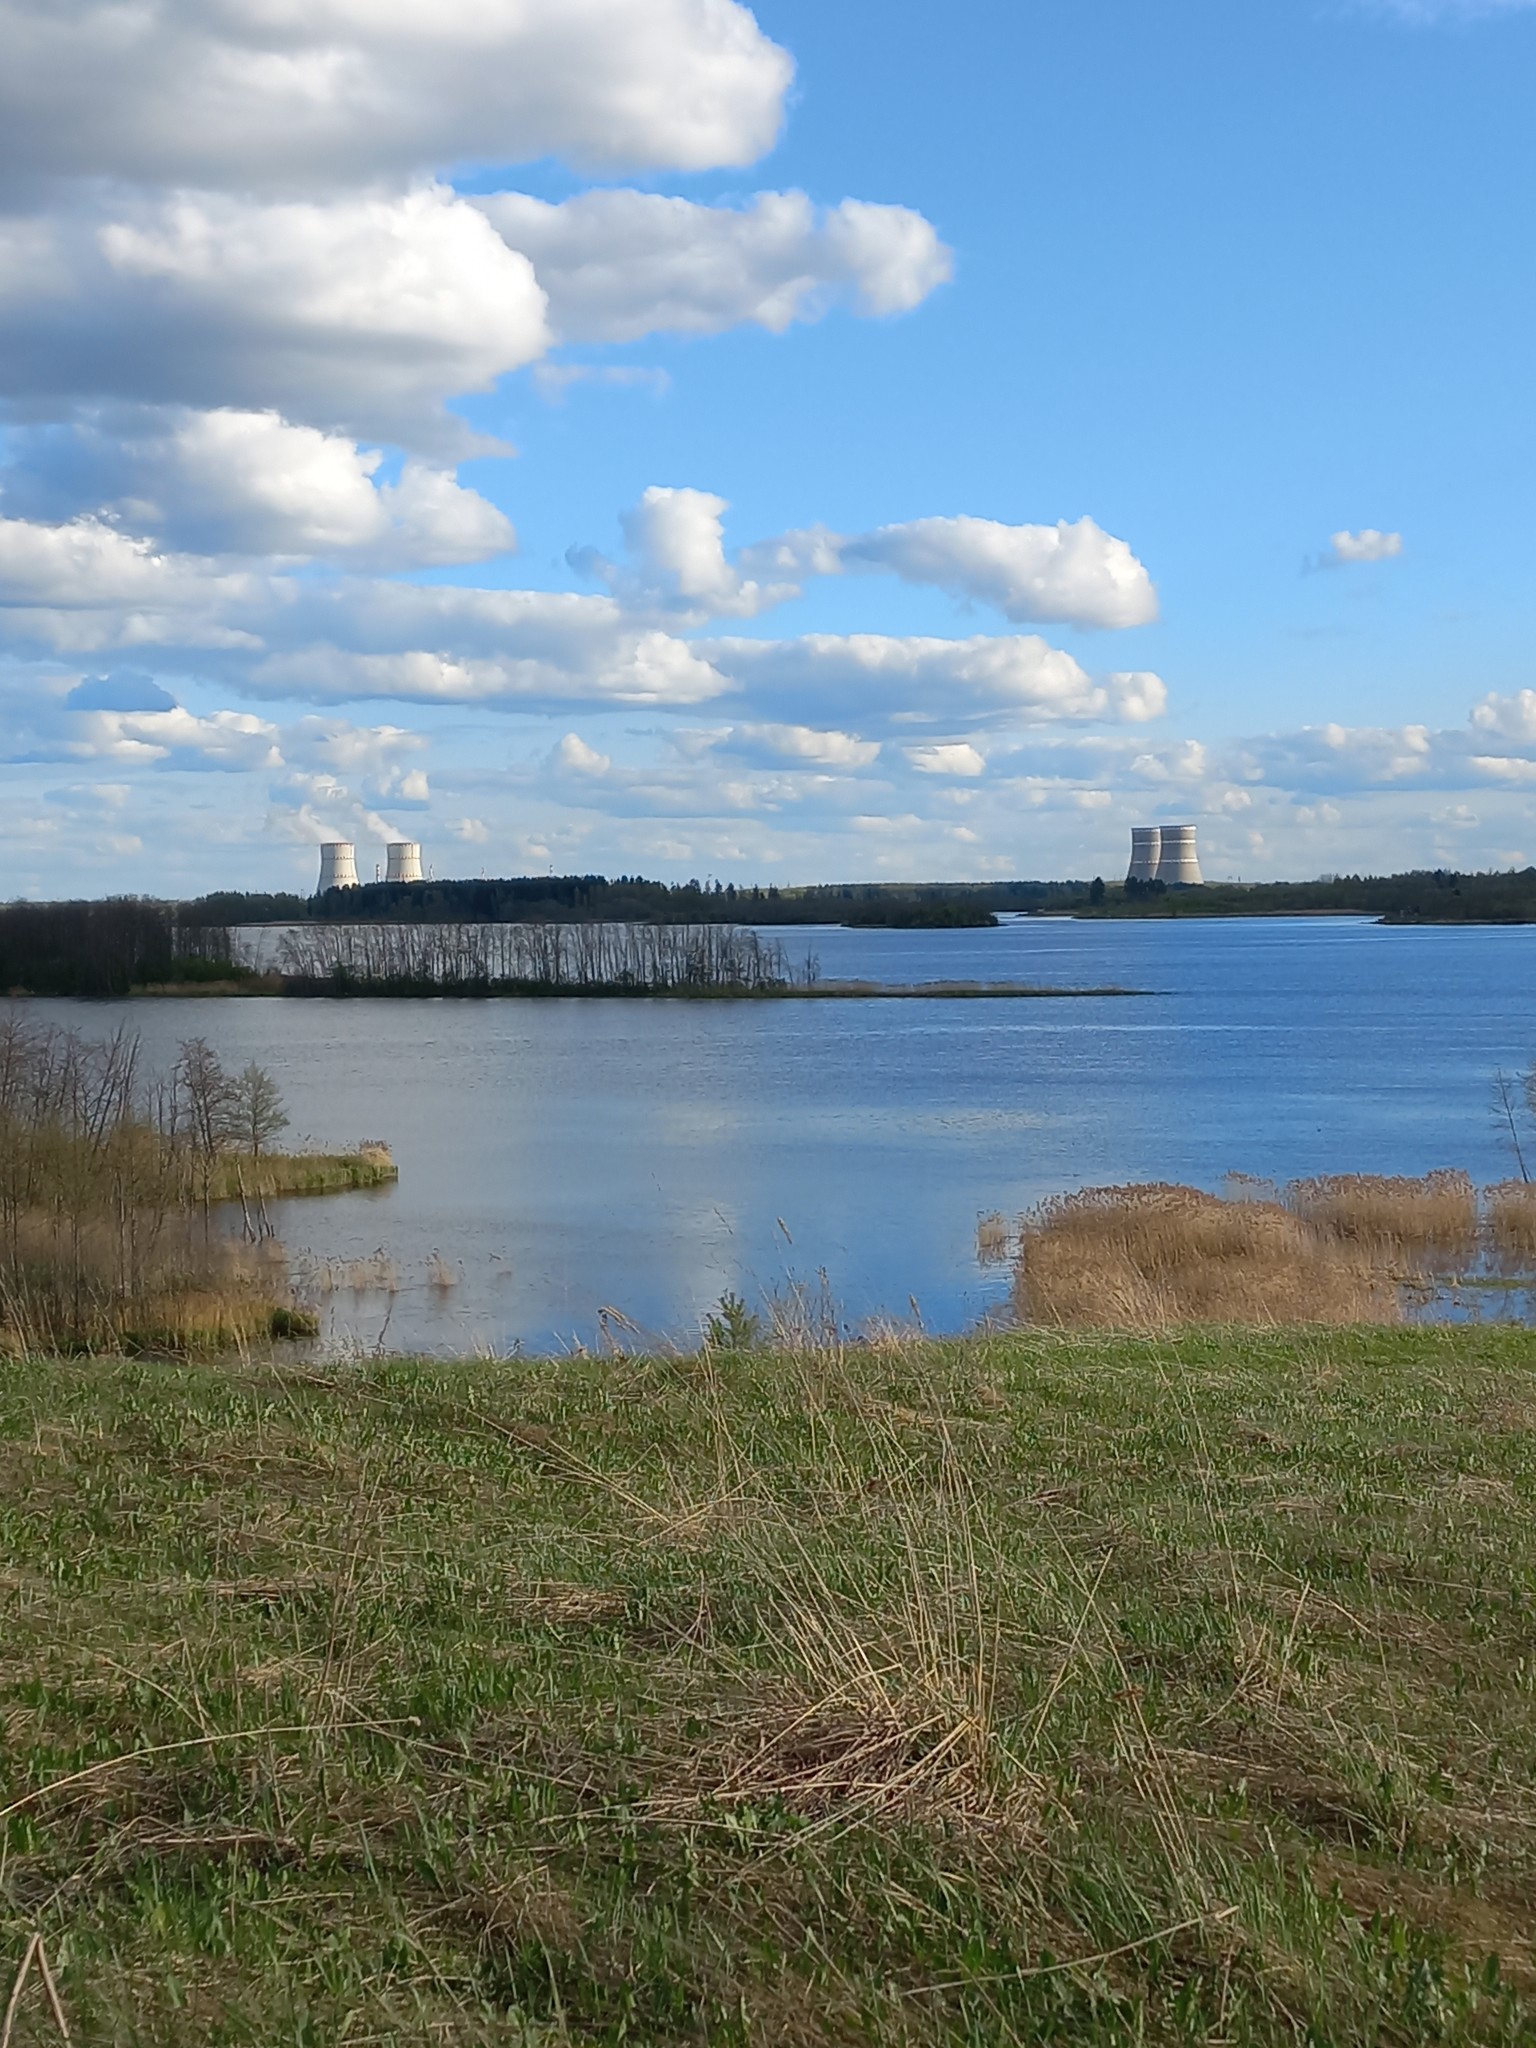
[{"x1": 1, "y1": 0, "x2": 1533, "y2": 893}]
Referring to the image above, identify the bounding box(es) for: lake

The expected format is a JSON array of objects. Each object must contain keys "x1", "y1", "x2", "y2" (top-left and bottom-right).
[{"x1": 25, "y1": 916, "x2": 1536, "y2": 1354}]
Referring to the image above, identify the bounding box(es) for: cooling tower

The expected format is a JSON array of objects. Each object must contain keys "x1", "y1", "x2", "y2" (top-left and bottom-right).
[
  {"x1": 318, "y1": 842, "x2": 359, "y2": 892},
  {"x1": 1153, "y1": 825, "x2": 1204, "y2": 887},
  {"x1": 1127, "y1": 826, "x2": 1162, "y2": 883},
  {"x1": 386, "y1": 841, "x2": 424, "y2": 884}
]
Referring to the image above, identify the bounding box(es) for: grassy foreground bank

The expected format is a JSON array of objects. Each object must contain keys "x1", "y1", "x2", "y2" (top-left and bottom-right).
[{"x1": 3, "y1": 1330, "x2": 1535, "y2": 2045}]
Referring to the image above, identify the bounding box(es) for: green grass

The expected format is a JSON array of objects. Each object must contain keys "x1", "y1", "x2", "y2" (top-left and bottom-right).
[{"x1": 2, "y1": 1328, "x2": 1535, "y2": 2044}]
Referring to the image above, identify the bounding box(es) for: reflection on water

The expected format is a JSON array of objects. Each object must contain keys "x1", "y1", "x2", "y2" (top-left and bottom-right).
[{"x1": 24, "y1": 915, "x2": 1536, "y2": 1354}]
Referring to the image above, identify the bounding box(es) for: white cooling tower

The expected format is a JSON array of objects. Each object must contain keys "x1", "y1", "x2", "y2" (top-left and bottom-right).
[
  {"x1": 1127, "y1": 826, "x2": 1162, "y2": 883},
  {"x1": 1153, "y1": 825, "x2": 1204, "y2": 887},
  {"x1": 318, "y1": 842, "x2": 359, "y2": 892},
  {"x1": 386, "y1": 841, "x2": 424, "y2": 884}
]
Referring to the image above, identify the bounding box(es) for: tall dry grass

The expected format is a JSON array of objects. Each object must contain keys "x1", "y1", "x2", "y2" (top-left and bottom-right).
[
  {"x1": 1484, "y1": 1181, "x2": 1536, "y2": 1263},
  {"x1": 1286, "y1": 1169, "x2": 1478, "y2": 1263},
  {"x1": 1015, "y1": 1183, "x2": 1398, "y2": 1332}
]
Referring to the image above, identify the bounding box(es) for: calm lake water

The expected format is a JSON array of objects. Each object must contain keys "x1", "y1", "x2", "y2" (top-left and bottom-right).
[{"x1": 27, "y1": 916, "x2": 1536, "y2": 1354}]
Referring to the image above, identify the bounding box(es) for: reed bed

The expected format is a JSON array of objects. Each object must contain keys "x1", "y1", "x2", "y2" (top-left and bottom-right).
[
  {"x1": 975, "y1": 1211, "x2": 1011, "y2": 1265},
  {"x1": 1484, "y1": 1180, "x2": 1536, "y2": 1263},
  {"x1": 1011, "y1": 1171, "x2": 1536, "y2": 1331},
  {"x1": 1015, "y1": 1183, "x2": 1398, "y2": 1332},
  {"x1": 1286, "y1": 1169, "x2": 1479, "y2": 1262}
]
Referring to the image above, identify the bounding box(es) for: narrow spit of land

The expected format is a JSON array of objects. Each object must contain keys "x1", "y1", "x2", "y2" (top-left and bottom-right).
[
  {"x1": 121, "y1": 975, "x2": 1142, "y2": 1001},
  {"x1": 203, "y1": 1146, "x2": 397, "y2": 1200},
  {"x1": 2, "y1": 1329, "x2": 1534, "y2": 2045},
  {"x1": 768, "y1": 979, "x2": 1142, "y2": 1000}
]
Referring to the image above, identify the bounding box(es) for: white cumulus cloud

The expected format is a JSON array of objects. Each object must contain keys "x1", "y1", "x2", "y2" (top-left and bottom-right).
[
  {"x1": 4, "y1": 408, "x2": 516, "y2": 566},
  {"x1": 1470, "y1": 690, "x2": 1536, "y2": 742},
  {"x1": 841, "y1": 515, "x2": 1159, "y2": 629},
  {"x1": 480, "y1": 189, "x2": 952, "y2": 344},
  {"x1": 703, "y1": 632, "x2": 1168, "y2": 731},
  {"x1": 721, "y1": 723, "x2": 883, "y2": 768},
  {"x1": 906, "y1": 742, "x2": 988, "y2": 776},
  {"x1": 578, "y1": 486, "x2": 791, "y2": 619},
  {"x1": 1327, "y1": 528, "x2": 1404, "y2": 565},
  {"x1": 0, "y1": 0, "x2": 794, "y2": 198},
  {"x1": 0, "y1": 188, "x2": 551, "y2": 447},
  {"x1": 554, "y1": 734, "x2": 613, "y2": 776}
]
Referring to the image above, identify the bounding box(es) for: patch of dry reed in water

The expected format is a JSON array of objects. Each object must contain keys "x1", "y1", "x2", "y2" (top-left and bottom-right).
[
  {"x1": 1016, "y1": 1183, "x2": 1400, "y2": 1331},
  {"x1": 1484, "y1": 1181, "x2": 1536, "y2": 1262},
  {"x1": 1286, "y1": 1170, "x2": 1478, "y2": 1261}
]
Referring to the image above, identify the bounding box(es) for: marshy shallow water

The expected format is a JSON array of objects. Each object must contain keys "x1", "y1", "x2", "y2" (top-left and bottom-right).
[{"x1": 23, "y1": 915, "x2": 1536, "y2": 1354}]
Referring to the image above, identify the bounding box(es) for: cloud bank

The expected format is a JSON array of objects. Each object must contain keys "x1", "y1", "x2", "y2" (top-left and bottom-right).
[{"x1": 0, "y1": 0, "x2": 1489, "y2": 895}]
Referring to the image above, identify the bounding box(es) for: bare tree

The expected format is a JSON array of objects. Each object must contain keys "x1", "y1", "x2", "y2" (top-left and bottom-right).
[
  {"x1": 227, "y1": 1062, "x2": 289, "y2": 1158},
  {"x1": 175, "y1": 1038, "x2": 237, "y2": 1167}
]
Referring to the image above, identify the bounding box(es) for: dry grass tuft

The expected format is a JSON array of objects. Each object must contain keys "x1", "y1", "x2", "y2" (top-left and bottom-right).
[
  {"x1": 1015, "y1": 1183, "x2": 1398, "y2": 1332},
  {"x1": 1286, "y1": 1170, "x2": 1478, "y2": 1264},
  {"x1": 1485, "y1": 1180, "x2": 1536, "y2": 1263},
  {"x1": 307, "y1": 1250, "x2": 401, "y2": 1296},
  {"x1": 976, "y1": 1213, "x2": 1012, "y2": 1266}
]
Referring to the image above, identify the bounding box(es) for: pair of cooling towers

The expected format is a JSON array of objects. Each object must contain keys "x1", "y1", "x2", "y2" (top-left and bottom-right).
[
  {"x1": 1126, "y1": 826, "x2": 1204, "y2": 887},
  {"x1": 317, "y1": 842, "x2": 422, "y2": 892}
]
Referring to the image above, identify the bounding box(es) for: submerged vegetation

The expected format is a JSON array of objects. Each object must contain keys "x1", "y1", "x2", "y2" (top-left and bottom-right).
[
  {"x1": 0, "y1": 1016, "x2": 375, "y2": 1353},
  {"x1": 1, "y1": 1330, "x2": 1534, "y2": 2043},
  {"x1": 1009, "y1": 1171, "x2": 1536, "y2": 1332}
]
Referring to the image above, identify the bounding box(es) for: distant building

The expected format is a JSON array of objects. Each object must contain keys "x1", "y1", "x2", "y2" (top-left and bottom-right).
[
  {"x1": 318, "y1": 843, "x2": 359, "y2": 891},
  {"x1": 1127, "y1": 827, "x2": 1162, "y2": 882},
  {"x1": 386, "y1": 842, "x2": 424, "y2": 884},
  {"x1": 1127, "y1": 824, "x2": 1204, "y2": 887}
]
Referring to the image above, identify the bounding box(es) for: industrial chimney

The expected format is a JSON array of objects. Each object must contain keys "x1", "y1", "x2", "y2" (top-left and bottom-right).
[
  {"x1": 1153, "y1": 825, "x2": 1204, "y2": 887},
  {"x1": 386, "y1": 841, "x2": 424, "y2": 884},
  {"x1": 1127, "y1": 826, "x2": 1162, "y2": 883},
  {"x1": 318, "y1": 842, "x2": 359, "y2": 892}
]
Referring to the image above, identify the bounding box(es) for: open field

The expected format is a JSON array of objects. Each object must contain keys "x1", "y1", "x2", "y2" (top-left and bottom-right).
[{"x1": 2, "y1": 1329, "x2": 1535, "y2": 2043}]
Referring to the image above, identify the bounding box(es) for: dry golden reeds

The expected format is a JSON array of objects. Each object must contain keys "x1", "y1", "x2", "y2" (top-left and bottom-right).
[
  {"x1": 0, "y1": 1213, "x2": 289, "y2": 1355},
  {"x1": 1285, "y1": 1170, "x2": 1477, "y2": 1265},
  {"x1": 307, "y1": 1250, "x2": 401, "y2": 1296},
  {"x1": 1484, "y1": 1181, "x2": 1536, "y2": 1264},
  {"x1": 1015, "y1": 1183, "x2": 1398, "y2": 1332},
  {"x1": 976, "y1": 1213, "x2": 1012, "y2": 1266}
]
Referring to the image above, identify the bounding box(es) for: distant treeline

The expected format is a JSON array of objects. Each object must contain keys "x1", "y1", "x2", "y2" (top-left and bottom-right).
[
  {"x1": 1072, "y1": 869, "x2": 1536, "y2": 924},
  {"x1": 0, "y1": 900, "x2": 237, "y2": 998},
  {"x1": 189, "y1": 867, "x2": 1536, "y2": 926},
  {"x1": 184, "y1": 875, "x2": 1087, "y2": 928},
  {"x1": 8, "y1": 866, "x2": 1536, "y2": 999}
]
